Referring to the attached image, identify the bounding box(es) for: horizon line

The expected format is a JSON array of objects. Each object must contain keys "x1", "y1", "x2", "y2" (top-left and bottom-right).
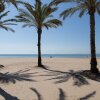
[{"x1": 0, "y1": 53, "x2": 100, "y2": 55}]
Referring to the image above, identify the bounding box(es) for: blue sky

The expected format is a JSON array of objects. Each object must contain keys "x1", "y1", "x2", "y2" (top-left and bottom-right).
[{"x1": 0, "y1": 0, "x2": 100, "y2": 54}]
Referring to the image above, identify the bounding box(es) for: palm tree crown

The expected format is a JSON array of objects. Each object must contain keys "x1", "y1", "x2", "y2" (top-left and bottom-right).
[
  {"x1": 15, "y1": 0, "x2": 62, "y2": 29},
  {"x1": 52, "y1": 0, "x2": 100, "y2": 19}
]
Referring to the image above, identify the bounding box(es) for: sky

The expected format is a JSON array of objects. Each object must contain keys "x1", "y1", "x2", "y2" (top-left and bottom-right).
[{"x1": 0, "y1": 0, "x2": 100, "y2": 54}]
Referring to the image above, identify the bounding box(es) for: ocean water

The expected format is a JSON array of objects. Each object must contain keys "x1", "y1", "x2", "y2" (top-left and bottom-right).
[{"x1": 0, "y1": 54, "x2": 100, "y2": 58}]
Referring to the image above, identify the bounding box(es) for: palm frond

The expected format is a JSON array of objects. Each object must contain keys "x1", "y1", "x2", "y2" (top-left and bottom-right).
[
  {"x1": 41, "y1": 5, "x2": 58, "y2": 22},
  {"x1": 0, "y1": 11, "x2": 9, "y2": 19},
  {"x1": 60, "y1": 6, "x2": 80, "y2": 20},
  {"x1": 3, "y1": 19, "x2": 17, "y2": 23},
  {"x1": 96, "y1": 2, "x2": 100, "y2": 8},
  {"x1": 16, "y1": 11, "x2": 35, "y2": 28},
  {"x1": 16, "y1": 1, "x2": 34, "y2": 8},
  {"x1": 15, "y1": 9, "x2": 38, "y2": 28},
  {"x1": 43, "y1": 19, "x2": 62, "y2": 29},
  {"x1": 4, "y1": 0, "x2": 18, "y2": 8},
  {"x1": 24, "y1": 3, "x2": 34, "y2": 14},
  {"x1": 79, "y1": 8, "x2": 87, "y2": 17},
  {"x1": 0, "y1": 11, "x2": 16, "y2": 32},
  {"x1": 0, "y1": 24, "x2": 15, "y2": 32},
  {"x1": 60, "y1": 1, "x2": 88, "y2": 20},
  {"x1": 15, "y1": 16, "x2": 31, "y2": 23},
  {"x1": 22, "y1": 23, "x2": 36, "y2": 28},
  {"x1": 23, "y1": 3, "x2": 39, "y2": 24},
  {"x1": 96, "y1": 1, "x2": 100, "y2": 15},
  {"x1": 96, "y1": 7, "x2": 100, "y2": 15},
  {"x1": 51, "y1": 0, "x2": 77, "y2": 5},
  {"x1": 18, "y1": 9, "x2": 35, "y2": 22},
  {"x1": 3, "y1": 23, "x2": 17, "y2": 26}
]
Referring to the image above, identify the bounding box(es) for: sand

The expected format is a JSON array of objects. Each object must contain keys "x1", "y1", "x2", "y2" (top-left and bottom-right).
[{"x1": 0, "y1": 58, "x2": 100, "y2": 100}]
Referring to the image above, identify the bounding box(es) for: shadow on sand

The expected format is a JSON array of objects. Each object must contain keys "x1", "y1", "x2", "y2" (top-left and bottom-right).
[
  {"x1": 0, "y1": 87, "x2": 19, "y2": 100},
  {"x1": 78, "y1": 91, "x2": 96, "y2": 100},
  {"x1": 0, "y1": 69, "x2": 37, "y2": 84},
  {"x1": 30, "y1": 87, "x2": 67, "y2": 100},
  {"x1": 58, "y1": 88, "x2": 96, "y2": 100},
  {"x1": 30, "y1": 88, "x2": 43, "y2": 100},
  {"x1": 40, "y1": 65, "x2": 100, "y2": 86},
  {"x1": 0, "y1": 65, "x2": 5, "y2": 69},
  {"x1": 58, "y1": 88, "x2": 66, "y2": 100}
]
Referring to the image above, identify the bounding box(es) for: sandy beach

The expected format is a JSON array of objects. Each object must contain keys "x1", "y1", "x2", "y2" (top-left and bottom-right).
[{"x1": 0, "y1": 58, "x2": 100, "y2": 100}]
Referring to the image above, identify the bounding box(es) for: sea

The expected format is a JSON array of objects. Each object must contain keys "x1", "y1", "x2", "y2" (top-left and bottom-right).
[{"x1": 0, "y1": 54, "x2": 100, "y2": 58}]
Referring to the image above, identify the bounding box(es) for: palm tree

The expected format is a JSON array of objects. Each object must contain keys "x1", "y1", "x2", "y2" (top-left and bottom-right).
[
  {"x1": 52, "y1": 0, "x2": 100, "y2": 73},
  {"x1": 15, "y1": 0, "x2": 62, "y2": 67}
]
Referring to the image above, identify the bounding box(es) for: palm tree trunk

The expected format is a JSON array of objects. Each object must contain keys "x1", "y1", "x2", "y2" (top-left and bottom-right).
[
  {"x1": 90, "y1": 13, "x2": 99, "y2": 73},
  {"x1": 37, "y1": 28, "x2": 42, "y2": 67}
]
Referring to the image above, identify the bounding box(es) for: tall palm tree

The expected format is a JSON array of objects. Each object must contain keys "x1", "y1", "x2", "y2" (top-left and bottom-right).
[
  {"x1": 52, "y1": 0, "x2": 100, "y2": 73},
  {"x1": 15, "y1": 0, "x2": 62, "y2": 67}
]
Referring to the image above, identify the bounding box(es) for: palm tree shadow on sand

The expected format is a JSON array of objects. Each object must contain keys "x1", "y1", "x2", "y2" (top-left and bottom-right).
[
  {"x1": 30, "y1": 87, "x2": 96, "y2": 100},
  {"x1": 40, "y1": 65, "x2": 100, "y2": 86},
  {"x1": 58, "y1": 88, "x2": 96, "y2": 100},
  {"x1": 0, "y1": 87, "x2": 19, "y2": 100},
  {"x1": 30, "y1": 87, "x2": 67, "y2": 100},
  {"x1": 78, "y1": 91, "x2": 96, "y2": 100},
  {"x1": 0, "y1": 65, "x2": 5, "y2": 69},
  {"x1": 30, "y1": 88, "x2": 43, "y2": 100},
  {"x1": 58, "y1": 88, "x2": 66, "y2": 100},
  {"x1": 0, "y1": 68, "x2": 37, "y2": 84}
]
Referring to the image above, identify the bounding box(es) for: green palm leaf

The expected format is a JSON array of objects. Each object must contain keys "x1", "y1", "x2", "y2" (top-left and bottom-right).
[
  {"x1": 43, "y1": 19, "x2": 62, "y2": 29},
  {"x1": 0, "y1": 11, "x2": 16, "y2": 32},
  {"x1": 0, "y1": 11, "x2": 9, "y2": 19}
]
